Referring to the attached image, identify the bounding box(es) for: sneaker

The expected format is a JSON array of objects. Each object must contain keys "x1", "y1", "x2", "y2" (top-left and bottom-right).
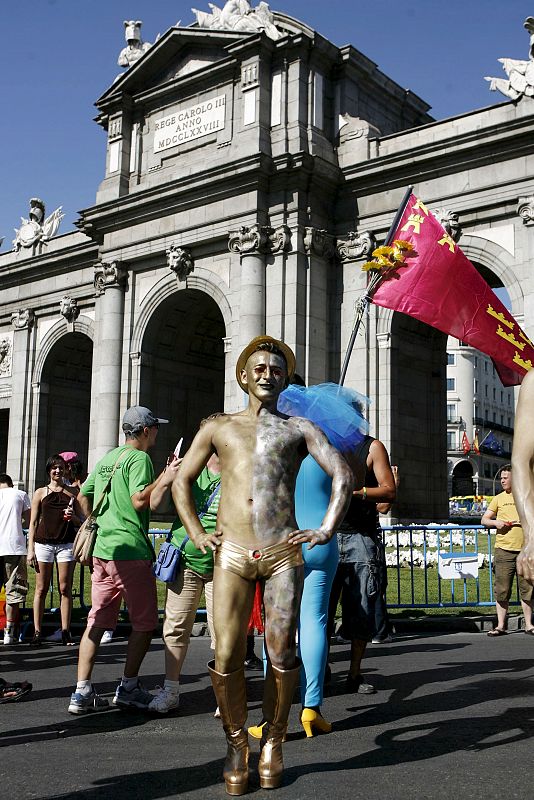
[
  {"x1": 3, "y1": 628, "x2": 19, "y2": 645},
  {"x1": 113, "y1": 680, "x2": 153, "y2": 710},
  {"x1": 101, "y1": 630, "x2": 114, "y2": 644},
  {"x1": 45, "y1": 629, "x2": 63, "y2": 643},
  {"x1": 68, "y1": 688, "x2": 109, "y2": 715},
  {"x1": 244, "y1": 653, "x2": 264, "y2": 671},
  {"x1": 346, "y1": 674, "x2": 376, "y2": 695},
  {"x1": 148, "y1": 686, "x2": 180, "y2": 714},
  {"x1": 371, "y1": 634, "x2": 393, "y2": 644}
]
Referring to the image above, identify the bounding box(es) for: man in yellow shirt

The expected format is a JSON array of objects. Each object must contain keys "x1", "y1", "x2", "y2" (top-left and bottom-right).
[{"x1": 482, "y1": 466, "x2": 534, "y2": 636}]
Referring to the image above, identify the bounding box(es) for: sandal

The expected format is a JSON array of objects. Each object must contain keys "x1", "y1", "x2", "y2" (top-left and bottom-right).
[
  {"x1": 0, "y1": 678, "x2": 32, "y2": 704},
  {"x1": 487, "y1": 628, "x2": 508, "y2": 637},
  {"x1": 525, "y1": 629, "x2": 534, "y2": 636}
]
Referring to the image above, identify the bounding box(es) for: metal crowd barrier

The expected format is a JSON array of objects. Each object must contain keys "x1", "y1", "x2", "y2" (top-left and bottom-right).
[
  {"x1": 15, "y1": 529, "x2": 206, "y2": 635},
  {"x1": 14, "y1": 525, "x2": 516, "y2": 634},
  {"x1": 381, "y1": 524, "x2": 520, "y2": 609}
]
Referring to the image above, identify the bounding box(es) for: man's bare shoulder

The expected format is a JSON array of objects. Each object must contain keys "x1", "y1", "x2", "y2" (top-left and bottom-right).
[
  {"x1": 285, "y1": 415, "x2": 325, "y2": 440},
  {"x1": 202, "y1": 412, "x2": 230, "y2": 427},
  {"x1": 206, "y1": 411, "x2": 248, "y2": 428},
  {"x1": 369, "y1": 438, "x2": 386, "y2": 456},
  {"x1": 204, "y1": 412, "x2": 252, "y2": 437}
]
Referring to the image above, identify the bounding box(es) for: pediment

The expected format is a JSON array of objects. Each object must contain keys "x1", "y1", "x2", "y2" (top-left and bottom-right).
[{"x1": 97, "y1": 27, "x2": 249, "y2": 106}]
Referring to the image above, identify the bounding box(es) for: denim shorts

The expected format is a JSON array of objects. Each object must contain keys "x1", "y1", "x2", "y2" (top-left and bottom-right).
[{"x1": 331, "y1": 530, "x2": 387, "y2": 642}]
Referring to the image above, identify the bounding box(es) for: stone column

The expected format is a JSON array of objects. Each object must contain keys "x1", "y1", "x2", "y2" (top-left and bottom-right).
[
  {"x1": 303, "y1": 227, "x2": 336, "y2": 384},
  {"x1": 6, "y1": 309, "x2": 35, "y2": 487},
  {"x1": 229, "y1": 225, "x2": 271, "y2": 350},
  {"x1": 90, "y1": 261, "x2": 127, "y2": 464}
]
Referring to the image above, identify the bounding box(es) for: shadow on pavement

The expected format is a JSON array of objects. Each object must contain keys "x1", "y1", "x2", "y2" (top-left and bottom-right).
[
  {"x1": 282, "y1": 705, "x2": 534, "y2": 783},
  {"x1": 31, "y1": 759, "x2": 226, "y2": 800},
  {"x1": 31, "y1": 704, "x2": 534, "y2": 798}
]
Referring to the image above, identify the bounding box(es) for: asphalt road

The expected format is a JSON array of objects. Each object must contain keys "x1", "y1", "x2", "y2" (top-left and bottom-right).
[{"x1": 2, "y1": 630, "x2": 534, "y2": 800}]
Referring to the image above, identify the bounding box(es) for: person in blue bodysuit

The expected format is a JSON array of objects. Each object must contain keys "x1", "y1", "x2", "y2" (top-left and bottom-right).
[
  {"x1": 249, "y1": 379, "x2": 368, "y2": 738},
  {"x1": 294, "y1": 452, "x2": 339, "y2": 735}
]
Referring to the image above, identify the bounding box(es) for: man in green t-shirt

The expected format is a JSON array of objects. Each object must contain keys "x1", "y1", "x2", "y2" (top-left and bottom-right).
[
  {"x1": 68, "y1": 405, "x2": 174, "y2": 715},
  {"x1": 482, "y1": 465, "x2": 534, "y2": 636}
]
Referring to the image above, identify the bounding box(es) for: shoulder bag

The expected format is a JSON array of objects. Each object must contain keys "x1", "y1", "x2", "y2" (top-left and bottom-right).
[
  {"x1": 153, "y1": 481, "x2": 220, "y2": 583},
  {"x1": 72, "y1": 452, "x2": 126, "y2": 566}
]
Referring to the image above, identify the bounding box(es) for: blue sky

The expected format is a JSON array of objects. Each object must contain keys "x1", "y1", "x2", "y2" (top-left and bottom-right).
[{"x1": 0, "y1": 0, "x2": 532, "y2": 243}]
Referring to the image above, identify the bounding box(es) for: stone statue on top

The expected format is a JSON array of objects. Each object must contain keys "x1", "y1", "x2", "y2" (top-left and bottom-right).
[
  {"x1": 192, "y1": 1, "x2": 283, "y2": 41},
  {"x1": 485, "y1": 17, "x2": 534, "y2": 101},
  {"x1": 118, "y1": 20, "x2": 152, "y2": 68},
  {"x1": 13, "y1": 198, "x2": 64, "y2": 253}
]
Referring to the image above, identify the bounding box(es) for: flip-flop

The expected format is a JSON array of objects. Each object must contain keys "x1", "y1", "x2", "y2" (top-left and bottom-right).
[
  {"x1": 487, "y1": 628, "x2": 508, "y2": 637},
  {"x1": 525, "y1": 629, "x2": 534, "y2": 636},
  {"x1": 0, "y1": 678, "x2": 32, "y2": 703}
]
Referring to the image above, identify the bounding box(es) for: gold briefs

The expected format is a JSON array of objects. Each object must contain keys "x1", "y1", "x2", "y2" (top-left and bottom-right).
[{"x1": 215, "y1": 538, "x2": 303, "y2": 581}]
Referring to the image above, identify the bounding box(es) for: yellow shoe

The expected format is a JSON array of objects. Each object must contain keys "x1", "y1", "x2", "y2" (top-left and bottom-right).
[
  {"x1": 248, "y1": 719, "x2": 287, "y2": 742},
  {"x1": 300, "y1": 708, "x2": 332, "y2": 738},
  {"x1": 248, "y1": 719, "x2": 266, "y2": 739}
]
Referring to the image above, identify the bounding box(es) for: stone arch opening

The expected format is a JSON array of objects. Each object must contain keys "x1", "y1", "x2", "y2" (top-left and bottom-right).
[
  {"x1": 461, "y1": 235, "x2": 523, "y2": 315},
  {"x1": 36, "y1": 332, "x2": 93, "y2": 484},
  {"x1": 140, "y1": 288, "x2": 226, "y2": 471},
  {"x1": 452, "y1": 460, "x2": 474, "y2": 496}
]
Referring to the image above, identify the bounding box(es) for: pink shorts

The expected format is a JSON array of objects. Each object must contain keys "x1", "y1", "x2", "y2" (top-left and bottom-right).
[{"x1": 87, "y1": 558, "x2": 158, "y2": 632}]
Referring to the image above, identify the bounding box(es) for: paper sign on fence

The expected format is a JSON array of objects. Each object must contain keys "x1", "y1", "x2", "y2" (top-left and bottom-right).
[{"x1": 438, "y1": 552, "x2": 479, "y2": 580}]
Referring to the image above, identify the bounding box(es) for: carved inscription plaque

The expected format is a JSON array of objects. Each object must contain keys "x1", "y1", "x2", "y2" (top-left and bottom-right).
[{"x1": 154, "y1": 95, "x2": 226, "y2": 153}]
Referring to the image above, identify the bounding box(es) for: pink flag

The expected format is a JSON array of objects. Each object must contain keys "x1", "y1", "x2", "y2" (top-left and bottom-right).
[{"x1": 372, "y1": 194, "x2": 534, "y2": 386}]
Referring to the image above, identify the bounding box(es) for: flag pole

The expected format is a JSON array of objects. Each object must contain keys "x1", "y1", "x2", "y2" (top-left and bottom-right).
[
  {"x1": 478, "y1": 430, "x2": 491, "y2": 447},
  {"x1": 339, "y1": 185, "x2": 413, "y2": 387}
]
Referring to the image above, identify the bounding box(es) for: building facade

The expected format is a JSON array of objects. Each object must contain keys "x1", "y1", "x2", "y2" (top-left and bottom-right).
[{"x1": 1, "y1": 4, "x2": 534, "y2": 522}]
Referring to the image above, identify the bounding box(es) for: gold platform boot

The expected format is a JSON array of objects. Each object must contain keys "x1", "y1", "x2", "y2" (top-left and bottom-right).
[
  {"x1": 208, "y1": 660, "x2": 249, "y2": 796},
  {"x1": 258, "y1": 660, "x2": 300, "y2": 790}
]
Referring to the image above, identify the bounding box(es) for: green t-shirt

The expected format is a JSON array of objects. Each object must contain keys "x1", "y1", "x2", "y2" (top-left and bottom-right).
[
  {"x1": 82, "y1": 444, "x2": 155, "y2": 560},
  {"x1": 170, "y1": 466, "x2": 221, "y2": 575}
]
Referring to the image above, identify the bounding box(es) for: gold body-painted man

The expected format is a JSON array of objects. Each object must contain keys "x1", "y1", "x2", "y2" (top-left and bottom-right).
[{"x1": 173, "y1": 336, "x2": 353, "y2": 795}]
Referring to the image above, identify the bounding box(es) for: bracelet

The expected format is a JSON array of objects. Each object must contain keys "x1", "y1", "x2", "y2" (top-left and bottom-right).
[{"x1": 362, "y1": 486, "x2": 367, "y2": 501}]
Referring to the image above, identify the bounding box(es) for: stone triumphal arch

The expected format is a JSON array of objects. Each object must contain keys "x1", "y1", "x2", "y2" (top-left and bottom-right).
[{"x1": 1, "y1": 4, "x2": 534, "y2": 521}]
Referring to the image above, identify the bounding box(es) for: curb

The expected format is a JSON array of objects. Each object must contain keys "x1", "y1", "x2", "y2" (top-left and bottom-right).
[
  {"x1": 389, "y1": 614, "x2": 524, "y2": 634},
  {"x1": 334, "y1": 614, "x2": 525, "y2": 636}
]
